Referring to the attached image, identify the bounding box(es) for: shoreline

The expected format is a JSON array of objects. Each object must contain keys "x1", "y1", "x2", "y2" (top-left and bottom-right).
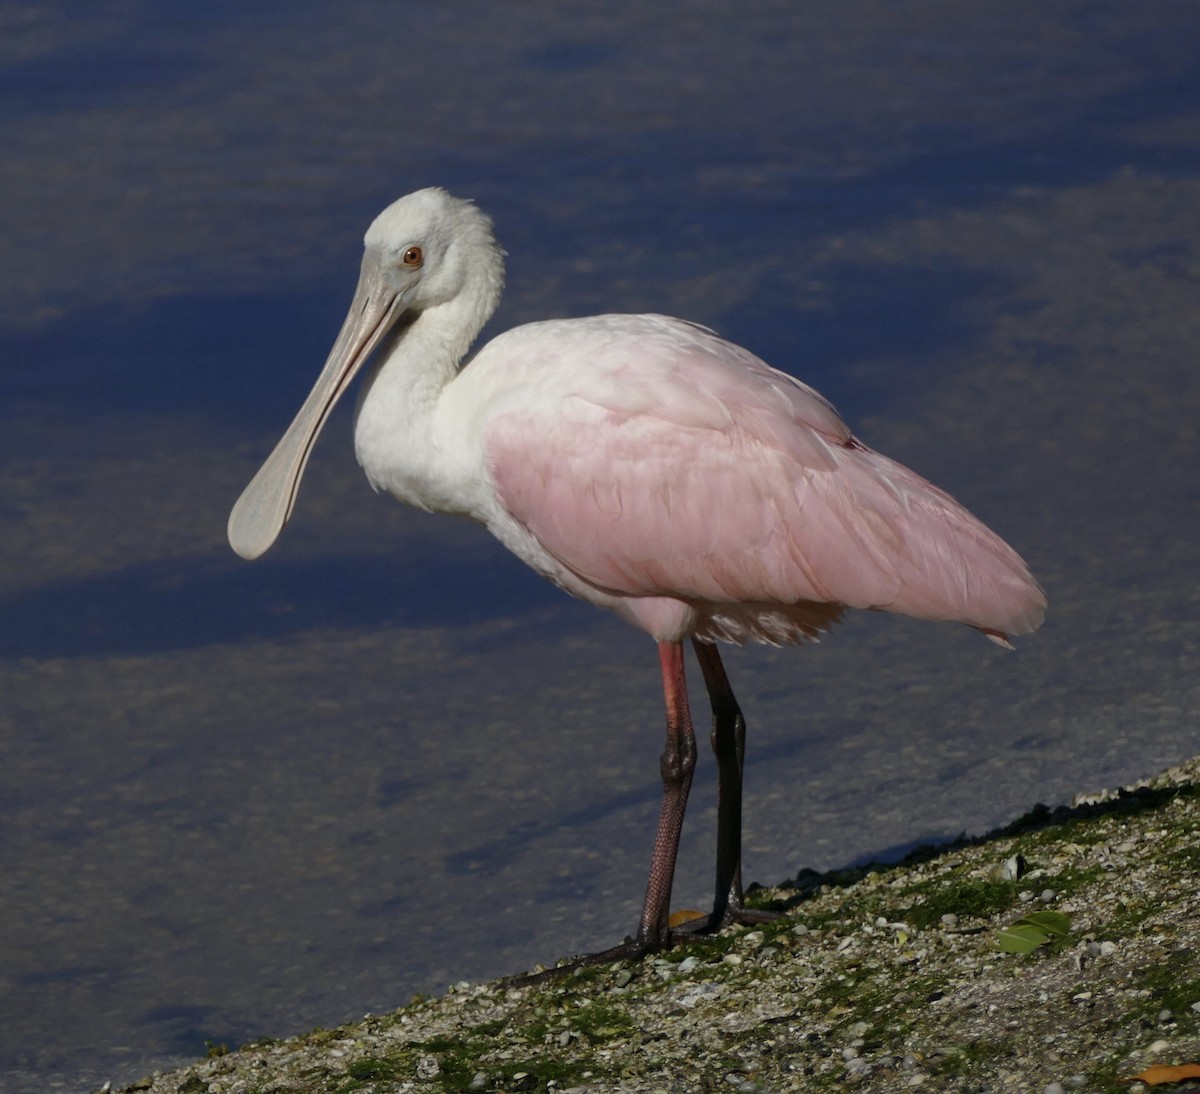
[{"x1": 99, "y1": 754, "x2": 1200, "y2": 1094}]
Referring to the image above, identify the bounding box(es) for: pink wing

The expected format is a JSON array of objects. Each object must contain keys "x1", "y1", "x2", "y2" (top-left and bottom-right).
[{"x1": 483, "y1": 315, "x2": 1045, "y2": 643}]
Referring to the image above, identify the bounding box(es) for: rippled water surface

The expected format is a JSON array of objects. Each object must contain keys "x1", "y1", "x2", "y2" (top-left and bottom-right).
[{"x1": 3, "y1": 3, "x2": 1200, "y2": 1090}]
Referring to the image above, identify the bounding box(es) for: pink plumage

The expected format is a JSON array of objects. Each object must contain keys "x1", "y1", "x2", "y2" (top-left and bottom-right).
[{"x1": 482, "y1": 314, "x2": 1044, "y2": 646}]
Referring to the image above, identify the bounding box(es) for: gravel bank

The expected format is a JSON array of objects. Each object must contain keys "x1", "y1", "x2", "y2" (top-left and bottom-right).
[{"x1": 102, "y1": 755, "x2": 1200, "y2": 1094}]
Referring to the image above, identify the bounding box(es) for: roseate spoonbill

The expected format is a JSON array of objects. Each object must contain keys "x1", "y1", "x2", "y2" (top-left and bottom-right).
[{"x1": 229, "y1": 188, "x2": 1045, "y2": 961}]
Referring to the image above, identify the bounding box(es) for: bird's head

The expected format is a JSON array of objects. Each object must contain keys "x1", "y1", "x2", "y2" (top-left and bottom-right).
[{"x1": 226, "y1": 188, "x2": 503, "y2": 561}]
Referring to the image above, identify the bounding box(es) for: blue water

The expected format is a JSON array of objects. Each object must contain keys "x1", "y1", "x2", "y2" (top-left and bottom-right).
[{"x1": 3, "y1": 2, "x2": 1200, "y2": 1090}]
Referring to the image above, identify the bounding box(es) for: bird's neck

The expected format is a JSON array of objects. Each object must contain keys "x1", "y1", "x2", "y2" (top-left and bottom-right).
[{"x1": 352, "y1": 288, "x2": 491, "y2": 511}]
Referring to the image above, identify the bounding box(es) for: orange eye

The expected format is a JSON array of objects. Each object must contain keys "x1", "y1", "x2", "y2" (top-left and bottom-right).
[{"x1": 403, "y1": 246, "x2": 423, "y2": 267}]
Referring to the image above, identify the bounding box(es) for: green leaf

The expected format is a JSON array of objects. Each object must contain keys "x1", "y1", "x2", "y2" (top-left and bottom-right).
[{"x1": 996, "y1": 910, "x2": 1072, "y2": 953}]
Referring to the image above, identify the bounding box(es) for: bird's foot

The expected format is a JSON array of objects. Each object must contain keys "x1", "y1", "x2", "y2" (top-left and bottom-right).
[
  {"x1": 504, "y1": 901, "x2": 782, "y2": 987},
  {"x1": 503, "y1": 931, "x2": 667, "y2": 987},
  {"x1": 723, "y1": 901, "x2": 781, "y2": 928}
]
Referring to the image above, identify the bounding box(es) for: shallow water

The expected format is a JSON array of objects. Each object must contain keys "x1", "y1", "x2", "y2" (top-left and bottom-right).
[{"x1": 3, "y1": 2, "x2": 1200, "y2": 1090}]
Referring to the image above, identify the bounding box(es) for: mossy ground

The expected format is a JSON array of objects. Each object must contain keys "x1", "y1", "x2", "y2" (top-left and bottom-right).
[{"x1": 110, "y1": 763, "x2": 1200, "y2": 1094}]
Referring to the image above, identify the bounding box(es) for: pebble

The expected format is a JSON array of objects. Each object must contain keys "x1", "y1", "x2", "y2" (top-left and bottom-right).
[
  {"x1": 1157, "y1": 1008, "x2": 1174, "y2": 1024},
  {"x1": 468, "y1": 1074, "x2": 487, "y2": 1092},
  {"x1": 1041, "y1": 888, "x2": 1057, "y2": 902},
  {"x1": 677, "y1": 956, "x2": 700, "y2": 975},
  {"x1": 995, "y1": 853, "x2": 1025, "y2": 881},
  {"x1": 416, "y1": 1055, "x2": 440, "y2": 1080},
  {"x1": 1044, "y1": 1083, "x2": 1064, "y2": 1094},
  {"x1": 1064, "y1": 1077, "x2": 1087, "y2": 1090},
  {"x1": 613, "y1": 968, "x2": 634, "y2": 987}
]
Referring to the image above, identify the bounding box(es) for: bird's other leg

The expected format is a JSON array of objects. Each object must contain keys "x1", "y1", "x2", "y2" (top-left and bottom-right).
[
  {"x1": 633, "y1": 639, "x2": 699, "y2": 949},
  {"x1": 691, "y1": 638, "x2": 777, "y2": 930}
]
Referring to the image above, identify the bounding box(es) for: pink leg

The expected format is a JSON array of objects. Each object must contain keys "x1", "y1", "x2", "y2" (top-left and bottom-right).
[
  {"x1": 505, "y1": 641, "x2": 703, "y2": 984},
  {"x1": 692, "y1": 638, "x2": 776, "y2": 928},
  {"x1": 635, "y1": 640, "x2": 698, "y2": 946}
]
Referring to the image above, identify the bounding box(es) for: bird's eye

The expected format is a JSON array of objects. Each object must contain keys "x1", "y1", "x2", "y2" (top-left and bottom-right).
[{"x1": 403, "y1": 246, "x2": 423, "y2": 267}]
